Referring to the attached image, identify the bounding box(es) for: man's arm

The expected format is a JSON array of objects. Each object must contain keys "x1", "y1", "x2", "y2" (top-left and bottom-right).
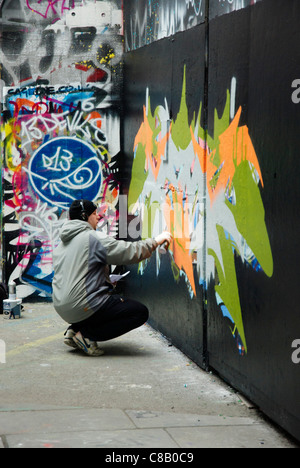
[{"x1": 95, "y1": 232, "x2": 172, "y2": 266}]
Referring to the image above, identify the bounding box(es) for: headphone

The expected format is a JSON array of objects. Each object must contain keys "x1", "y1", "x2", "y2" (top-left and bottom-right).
[{"x1": 80, "y1": 200, "x2": 88, "y2": 222}]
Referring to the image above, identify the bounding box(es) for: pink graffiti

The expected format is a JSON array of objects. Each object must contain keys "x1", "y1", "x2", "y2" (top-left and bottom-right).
[{"x1": 26, "y1": 0, "x2": 75, "y2": 21}]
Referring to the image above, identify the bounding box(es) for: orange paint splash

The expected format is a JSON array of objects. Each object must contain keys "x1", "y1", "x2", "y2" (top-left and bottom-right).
[
  {"x1": 191, "y1": 107, "x2": 263, "y2": 205},
  {"x1": 134, "y1": 106, "x2": 171, "y2": 181},
  {"x1": 207, "y1": 107, "x2": 264, "y2": 203},
  {"x1": 164, "y1": 183, "x2": 196, "y2": 296}
]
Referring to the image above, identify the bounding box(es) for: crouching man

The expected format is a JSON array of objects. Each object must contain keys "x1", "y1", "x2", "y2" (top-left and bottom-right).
[{"x1": 52, "y1": 199, "x2": 172, "y2": 356}]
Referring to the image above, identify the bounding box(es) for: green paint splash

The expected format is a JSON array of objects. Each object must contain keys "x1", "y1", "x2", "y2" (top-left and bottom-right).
[
  {"x1": 128, "y1": 143, "x2": 148, "y2": 209},
  {"x1": 227, "y1": 161, "x2": 273, "y2": 278},
  {"x1": 172, "y1": 67, "x2": 194, "y2": 151}
]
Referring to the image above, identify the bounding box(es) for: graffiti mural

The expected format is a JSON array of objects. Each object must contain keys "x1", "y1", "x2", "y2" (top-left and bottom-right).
[
  {"x1": 1, "y1": 0, "x2": 123, "y2": 299},
  {"x1": 124, "y1": 0, "x2": 205, "y2": 51},
  {"x1": 128, "y1": 67, "x2": 273, "y2": 354},
  {"x1": 210, "y1": 0, "x2": 263, "y2": 20},
  {"x1": 2, "y1": 0, "x2": 122, "y2": 25},
  {"x1": 124, "y1": 0, "x2": 263, "y2": 51}
]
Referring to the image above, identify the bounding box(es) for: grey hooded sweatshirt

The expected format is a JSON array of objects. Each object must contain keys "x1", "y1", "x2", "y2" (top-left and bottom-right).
[{"x1": 52, "y1": 220, "x2": 158, "y2": 324}]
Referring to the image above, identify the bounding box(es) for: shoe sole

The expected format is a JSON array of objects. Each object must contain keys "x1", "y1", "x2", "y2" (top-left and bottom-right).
[
  {"x1": 64, "y1": 338, "x2": 79, "y2": 349},
  {"x1": 73, "y1": 335, "x2": 104, "y2": 357}
]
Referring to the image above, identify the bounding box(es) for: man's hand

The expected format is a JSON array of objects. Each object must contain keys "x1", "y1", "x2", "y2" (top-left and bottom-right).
[{"x1": 155, "y1": 231, "x2": 173, "y2": 247}]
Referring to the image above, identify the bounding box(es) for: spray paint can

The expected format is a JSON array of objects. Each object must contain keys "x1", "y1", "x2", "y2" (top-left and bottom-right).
[
  {"x1": 3, "y1": 299, "x2": 21, "y2": 319},
  {"x1": 8, "y1": 281, "x2": 16, "y2": 301},
  {"x1": 159, "y1": 241, "x2": 170, "y2": 255}
]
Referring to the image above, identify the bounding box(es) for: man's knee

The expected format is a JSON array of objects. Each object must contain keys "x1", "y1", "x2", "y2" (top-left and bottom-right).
[
  {"x1": 134, "y1": 301, "x2": 149, "y2": 324},
  {"x1": 141, "y1": 304, "x2": 149, "y2": 323}
]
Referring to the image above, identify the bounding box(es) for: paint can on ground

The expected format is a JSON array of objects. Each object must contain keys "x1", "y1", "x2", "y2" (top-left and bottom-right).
[{"x1": 3, "y1": 299, "x2": 22, "y2": 320}]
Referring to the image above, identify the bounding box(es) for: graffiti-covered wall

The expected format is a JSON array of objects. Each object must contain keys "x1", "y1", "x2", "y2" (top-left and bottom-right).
[
  {"x1": 123, "y1": 0, "x2": 300, "y2": 442},
  {"x1": 124, "y1": 0, "x2": 263, "y2": 51},
  {"x1": 0, "y1": 0, "x2": 123, "y2": 299}
]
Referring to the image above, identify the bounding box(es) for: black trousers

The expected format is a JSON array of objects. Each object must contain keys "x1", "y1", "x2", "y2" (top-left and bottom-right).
[{"x1": 70, "y1": 295, "x2": 149, "y2": 342}]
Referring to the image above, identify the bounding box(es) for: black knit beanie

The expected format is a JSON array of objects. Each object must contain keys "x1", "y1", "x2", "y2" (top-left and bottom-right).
[{"x1": 69, "y1": 200, "x2": 97, "y2": 221}]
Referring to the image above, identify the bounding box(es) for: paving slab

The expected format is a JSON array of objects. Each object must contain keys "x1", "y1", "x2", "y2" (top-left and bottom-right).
[
  {"x1": 6, "y1": 428, "x2": 179, "y2": 449},
  {"x1": 0, "y1": 408, "x2": 134, "y2": 435},
  {"x1": 1, "y1": 407, "x2": 297, "y2": 448},
  {"x1": 166, "y1": 424, "x2": 294, "y2": 449},
  {"x1": 126, "y1": 410, "x2": 257, "y2": 429}
]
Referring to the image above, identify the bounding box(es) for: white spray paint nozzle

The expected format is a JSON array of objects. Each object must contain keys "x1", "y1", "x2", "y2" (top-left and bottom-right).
[{"x1": 159, "y1": 241, "x2": 170, "y2": 255}]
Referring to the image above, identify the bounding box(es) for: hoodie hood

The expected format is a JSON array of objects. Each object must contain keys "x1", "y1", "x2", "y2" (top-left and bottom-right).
[{"x1": 59, "y1": 220, "x2": 93, "y2": 243}]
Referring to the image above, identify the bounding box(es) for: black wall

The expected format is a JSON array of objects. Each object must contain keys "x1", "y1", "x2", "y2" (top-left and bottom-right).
[
  {"x1": 123, "y1": 25, "x2": 207, "y2": 368},
  {"x1": 206, "y1": 0, "x2": 300, "y2": 442},
  {"x1": 122, "y1": 0, "x2": 300, "y2": 441}
]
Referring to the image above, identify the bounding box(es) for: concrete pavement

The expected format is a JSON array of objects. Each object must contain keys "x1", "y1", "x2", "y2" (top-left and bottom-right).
[{"x1": 0, "y1": 302, "x2": 298, "y2": 449}]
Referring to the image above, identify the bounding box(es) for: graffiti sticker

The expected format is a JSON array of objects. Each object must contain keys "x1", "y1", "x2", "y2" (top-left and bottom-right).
[{"x1": 26, "y1": 137, "x2": 102, "y2": 209}]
